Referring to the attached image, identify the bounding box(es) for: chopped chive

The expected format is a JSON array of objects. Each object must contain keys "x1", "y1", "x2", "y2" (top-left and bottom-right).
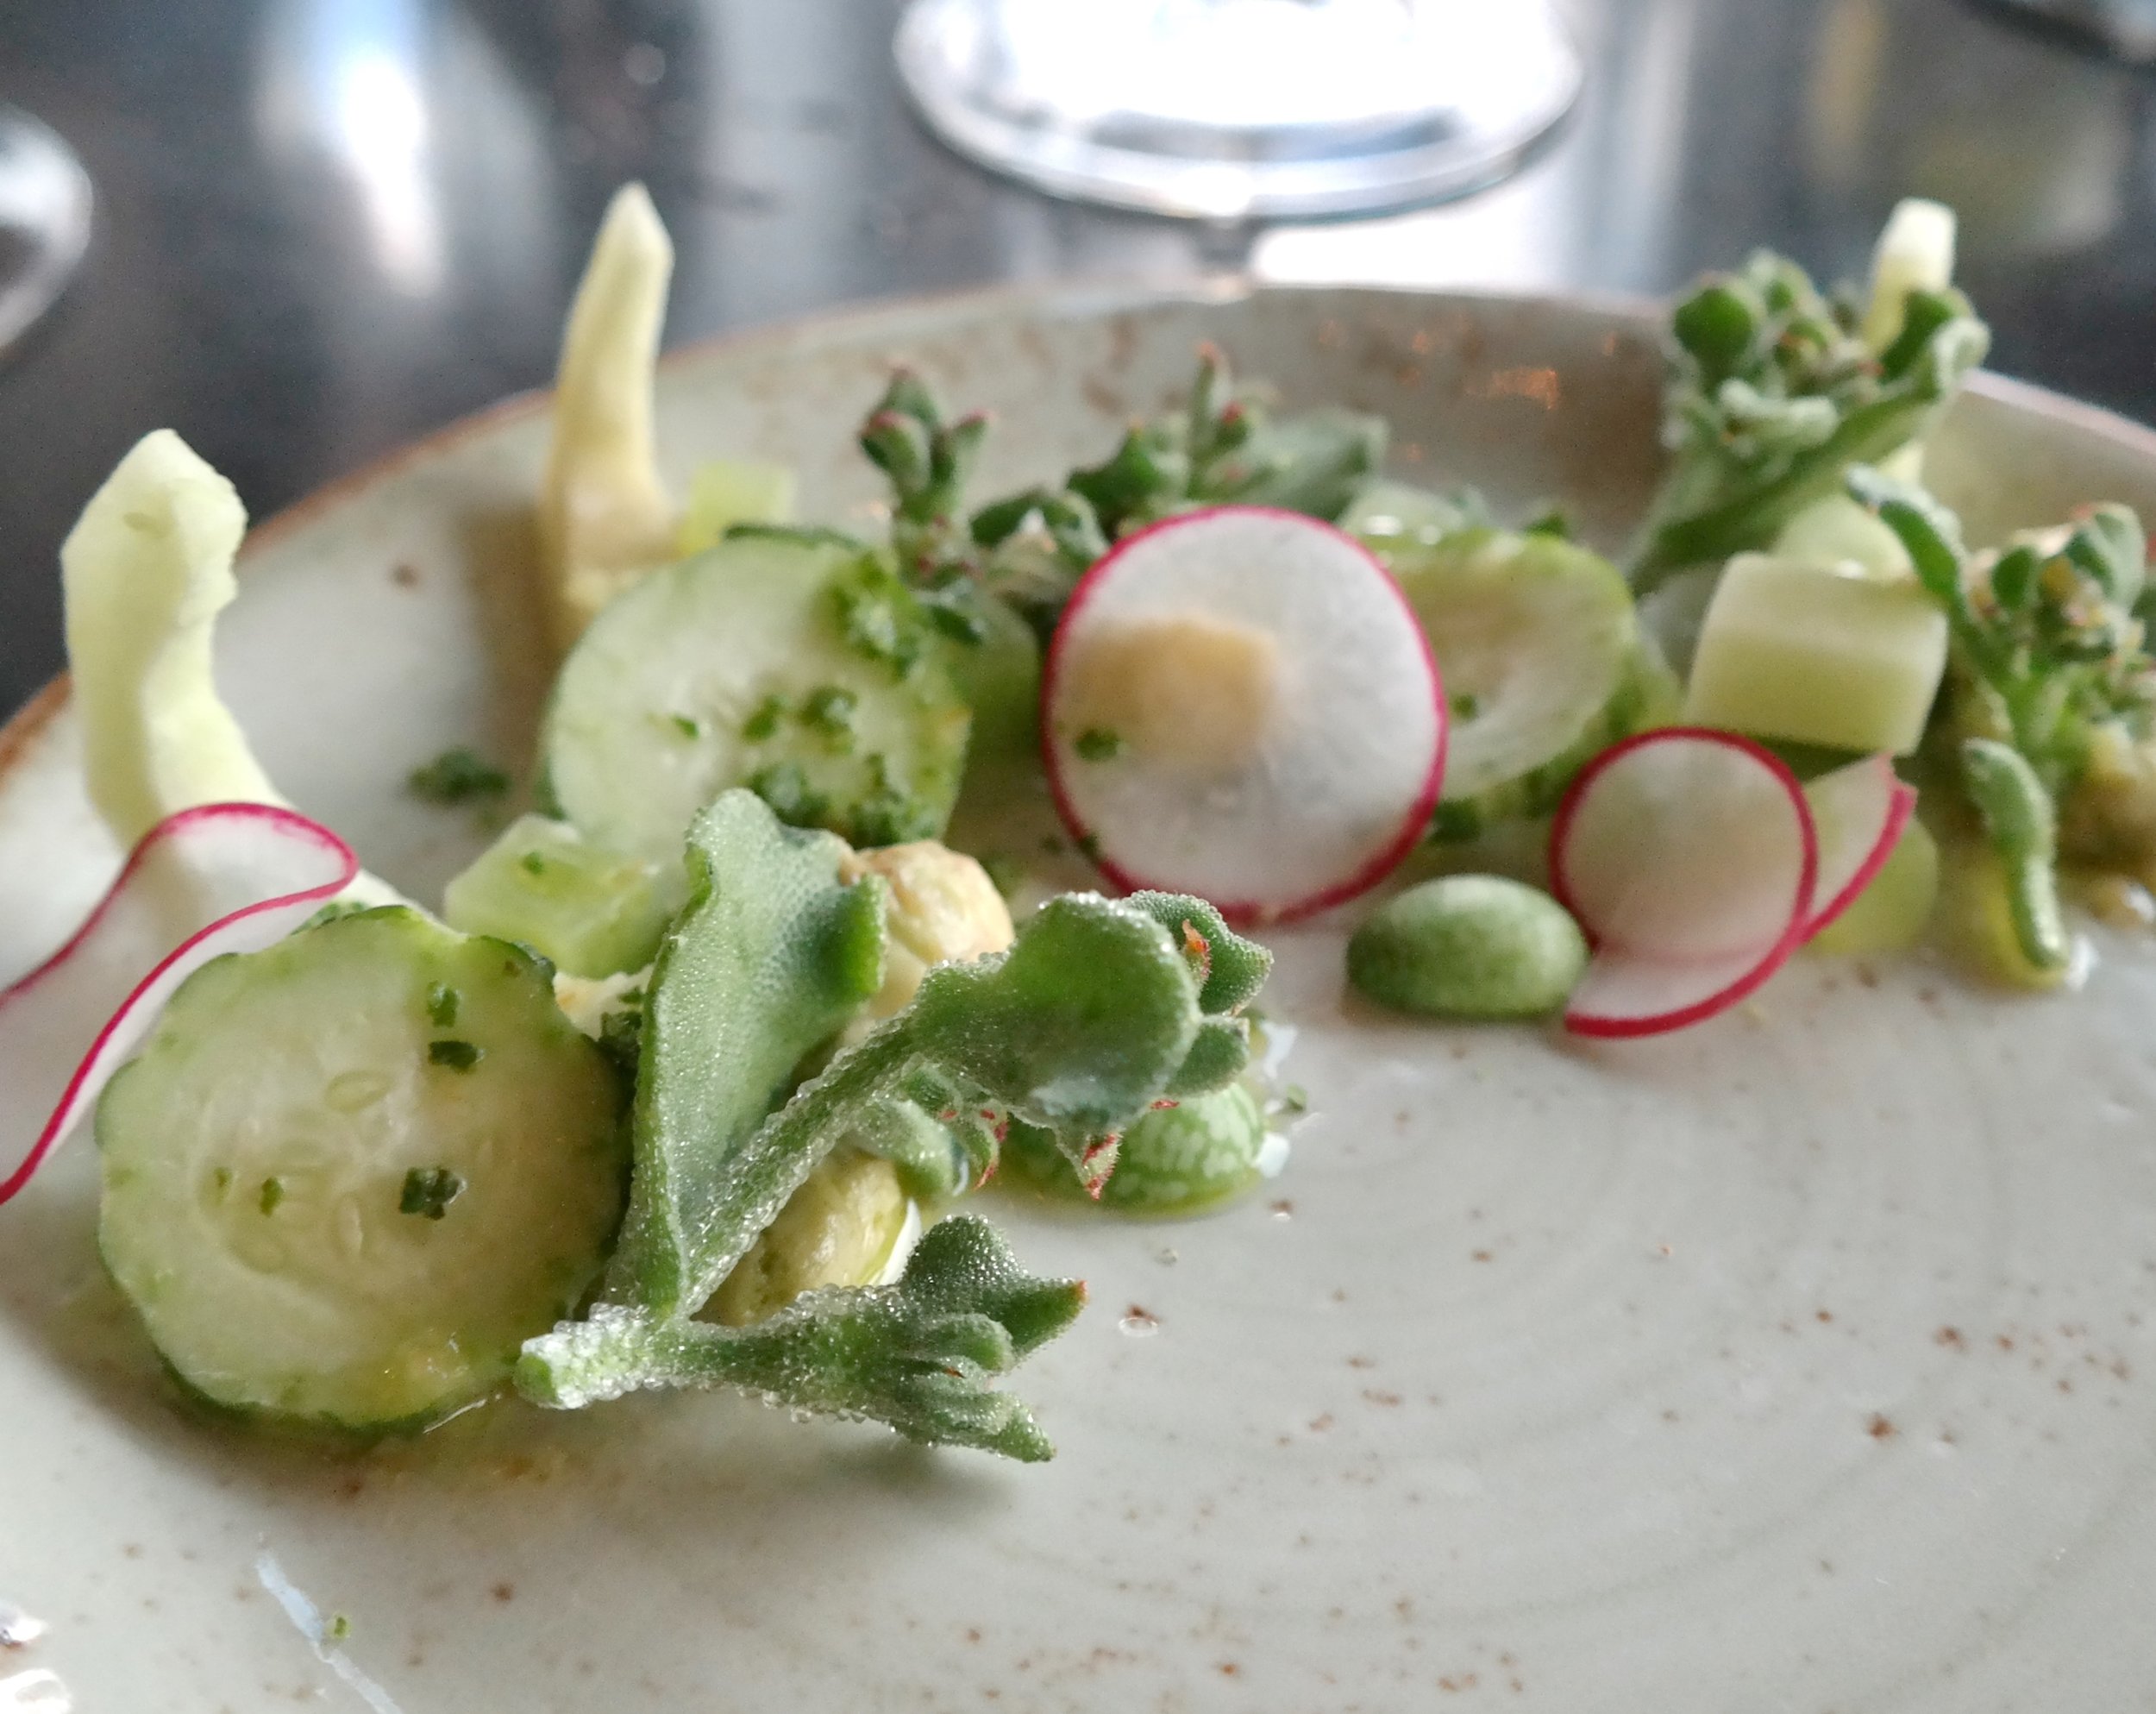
[
  {"x1": 1074, "y1": 727, "x2": 1125, "y2": 763},
  {"x1": 800, "y1": 685, "x2": 859, "y2": 750},
  {"x1": 259, "y1": 1177, "x2": 285, "y2": 1215},
  {"x1": 428, "y1": 1039, "x2": 482, "y2": 1071},
  {"x1": 407, "y1": 747, "x2": 511, "y2": 804},
  {"x1": 518, "y1": 851, "x2": 548, "y2": 877},
  {"x1": 980, "y1": 853, "x2": 1027, "y2": 899},
  {"x1": 748, "y1": 761, "x2": 830, "y2": 828},
  {"x1": 398, "y1": 1166, "x2": 466, "y2": 1220},
  {"x1": 848, "y1": 752, "x2": 936, "y2": 848},
  {"x1": 425, "y1": 983, "x2": 461, "y2": 1027},
  {"x1": 670, "y1": 713, "x2": 704, "y2": 739},
  {"x1": 742, "y1": 694, "x2": 787, "y2": 741}
]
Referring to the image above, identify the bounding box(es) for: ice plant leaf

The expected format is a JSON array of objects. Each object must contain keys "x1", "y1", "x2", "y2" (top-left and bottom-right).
[
  {"x1": 603, "y1": 790, "x2": 887, "y2": 1318},
  {"x1": 520, "y1": 1215, "x2": 1084, "y2": 1460},
  {"x1": 526, "y1": 868, "x2": 1267, "y2": 1457}
]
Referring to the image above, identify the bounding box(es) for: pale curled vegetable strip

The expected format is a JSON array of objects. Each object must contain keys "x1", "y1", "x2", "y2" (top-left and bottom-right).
[
  {"x1": 60, "y1": 430, "x2": 404, "y2": 907},
  {"x1": 1862, "y1": 198, "x2": 1958, "y2": 356},
  {"x1": 539, "y1": 181, "x2": 678, "y2": 646},
  {"x1": 62, "y1": 430, "x2": 285, "y2": 848}
]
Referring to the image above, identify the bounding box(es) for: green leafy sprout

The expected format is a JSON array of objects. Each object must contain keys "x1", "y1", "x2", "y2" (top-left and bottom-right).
[
  {"x1": 1852, "y1": 469, "x2": 2153, "y2": 972},
  {"x1": 857, "y1": 348, "x2": 1385, "y2": 633},
  {"x1": 407, "y1": 746, "x2": 511, "y2": 805},
  {"x1": 1629, "y1": 250, "x2": 1990, "y2": 593},
  {"x1": 518, "y1": 789, "x2": 1270, "y2": 1459}
]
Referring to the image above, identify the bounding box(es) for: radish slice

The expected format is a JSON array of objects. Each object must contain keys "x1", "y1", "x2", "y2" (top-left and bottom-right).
[
  {"x1": 1043, "y1": 505, "x2": 1445, "y2": 925},
  {"x1": 1550, "y1": 728, "x2": 1818, "y2": 1039},
  {"x1": 0, "y1": 802, "x2": 359, "y2": 1206},
  {"x1": 1802, "y1": 755, "x2": 1917, "y2": 940}
]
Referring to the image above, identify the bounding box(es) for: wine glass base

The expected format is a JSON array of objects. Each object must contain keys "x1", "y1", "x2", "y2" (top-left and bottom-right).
[
  {"x1": 0, "y1": 106, "x2": 91, "y2": 353},
  {"x1": 895, "y1": 0, "x2": 1584, "y2": 221},
  {"x1": 1975, "y1": 0, "x2": 2156, "y2": 60}
]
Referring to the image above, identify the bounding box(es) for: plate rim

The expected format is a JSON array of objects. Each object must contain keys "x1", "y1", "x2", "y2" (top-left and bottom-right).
[{"x1": 4, "y1": 274, "x2": 2154, "y2": 782}]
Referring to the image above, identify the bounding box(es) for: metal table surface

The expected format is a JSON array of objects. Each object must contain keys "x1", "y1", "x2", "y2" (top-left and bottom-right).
[{"x1": 0, "y1": 0, "x2": 2150, "y2": 718}]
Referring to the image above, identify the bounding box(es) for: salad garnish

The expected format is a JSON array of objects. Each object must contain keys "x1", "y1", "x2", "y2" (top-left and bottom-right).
[
  {"x1": 7, "y1": 181, "x2": 2156, "y2": 1470},
  {"x1": 1628, "y1": 198, "x2": 1989, "y2": 593}
]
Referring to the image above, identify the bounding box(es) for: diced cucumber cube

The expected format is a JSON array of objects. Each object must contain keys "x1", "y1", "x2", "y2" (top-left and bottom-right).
[
  {"x1": 677, "y1": 459, "x2": 797, "y2": 556},
  {"x1": 1683, "y1": 553, "x2": 1947, "y2": 756},
  {"x1": 443, "y1": 813, "x2": 675, "y2": 976}
]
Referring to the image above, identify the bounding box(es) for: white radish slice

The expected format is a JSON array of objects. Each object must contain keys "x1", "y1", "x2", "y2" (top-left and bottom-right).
[
  {"x1": 1802, "y1": 755, "x2": 1918, "y2": 940},
  {"x1": 1043, "y1": 505, "x2": 1445, "y2": 926},
  {"x1": 1550, "y1": 728, "x2": 1817, "y2": 1039},
  {"x1": 0, "y1": 802, "x2": 358, "y2": 1205}
]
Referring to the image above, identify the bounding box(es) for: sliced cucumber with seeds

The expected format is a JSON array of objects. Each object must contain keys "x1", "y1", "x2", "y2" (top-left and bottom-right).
[
  {"x1": 97, "y1": 907, "x2": 627, "y2": 1431},
  {"x1": 1379, "y1": 528, "x2": 1641, "y2": 838},
  {"x1": 542, "y1": 531, "x2": 972, "y2": 861}
]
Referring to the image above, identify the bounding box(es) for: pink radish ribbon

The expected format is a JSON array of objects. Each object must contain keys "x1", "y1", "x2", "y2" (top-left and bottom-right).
[{"x1": 0, "y1": 802, "x2": 359, "y2": 1205}]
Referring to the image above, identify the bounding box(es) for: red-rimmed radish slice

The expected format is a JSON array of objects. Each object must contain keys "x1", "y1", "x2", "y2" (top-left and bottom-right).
[
  {"x1": 1550, "y1": 728, "x2": 1818, "y2": 1039},
  {"x1": 0, "y1": 802, "x2": 359, "y2": 1205},
  {"x1": 1043, "y1": 505, "x2": 1445, "y2": 926},
  {"x1": 1802, "y1": 754, "x2": 1917, "y2": 940}
]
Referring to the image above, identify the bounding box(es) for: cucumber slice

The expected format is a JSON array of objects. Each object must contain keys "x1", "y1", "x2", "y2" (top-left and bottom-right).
[
  {"x1": 1382, "y1": 529, "x2": 1640, "y2": 836},
  {"x1": 1683, "y1": 552, "x2": 1948, "y2": 755},
  {"x1": 443, "y1": 813, "x2": 676, "y2": 977},
  {"x1": 97, "y1": 907, "x2": 627, "y2": 1430},
  {"x1": 542, "y1": 532, "x2": 972, "y2": 862},
  {"x1": 942, "y1": 587, "x2": 1042, "y2": 771}
]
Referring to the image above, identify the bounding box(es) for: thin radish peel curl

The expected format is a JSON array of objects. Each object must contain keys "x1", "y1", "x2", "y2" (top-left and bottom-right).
[{"x1": 0, "y1": 802, "x2": 359, "y2": 1205}]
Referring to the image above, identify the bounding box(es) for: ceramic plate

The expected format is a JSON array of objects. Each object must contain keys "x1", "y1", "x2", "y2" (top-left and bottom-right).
[{"x1": 7, "y1": 283, "x2": 2156, "y2": 1714}]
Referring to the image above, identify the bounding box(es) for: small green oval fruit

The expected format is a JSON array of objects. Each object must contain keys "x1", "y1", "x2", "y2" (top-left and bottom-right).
[
  {"x1": 1347, "y1": 876, "x2": 1586, "y2": 1020},
  {"x1": 1101, "y1": 1083, "x2": 1269, "y2": 1215}
]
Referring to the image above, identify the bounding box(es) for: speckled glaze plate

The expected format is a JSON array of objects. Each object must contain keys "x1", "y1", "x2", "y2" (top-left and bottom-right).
[{"x1": 8, "y1": 284, "x2": 2156, "y2": 1714}]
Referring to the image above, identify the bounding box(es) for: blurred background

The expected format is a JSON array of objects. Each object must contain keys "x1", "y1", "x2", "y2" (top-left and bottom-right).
[{"x1": 1, "y1": 0, "x2": 2152, "y2": 715}]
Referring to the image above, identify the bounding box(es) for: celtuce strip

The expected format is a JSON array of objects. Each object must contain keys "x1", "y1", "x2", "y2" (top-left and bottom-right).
[
  {"x1": 538, "y1": 182, "x2": 678, "y2": 646},
  {"x1": 0, "y1": 803, "x2": 358, "y2": 1205},
  {"x1": 62, "y1": 430, "x2": 287, "y2": 848}
]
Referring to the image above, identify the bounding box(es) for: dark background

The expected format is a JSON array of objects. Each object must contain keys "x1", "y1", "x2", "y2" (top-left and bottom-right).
[{"x1": 2, "y1": 0, "x2": 2151, "y2": 716}]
